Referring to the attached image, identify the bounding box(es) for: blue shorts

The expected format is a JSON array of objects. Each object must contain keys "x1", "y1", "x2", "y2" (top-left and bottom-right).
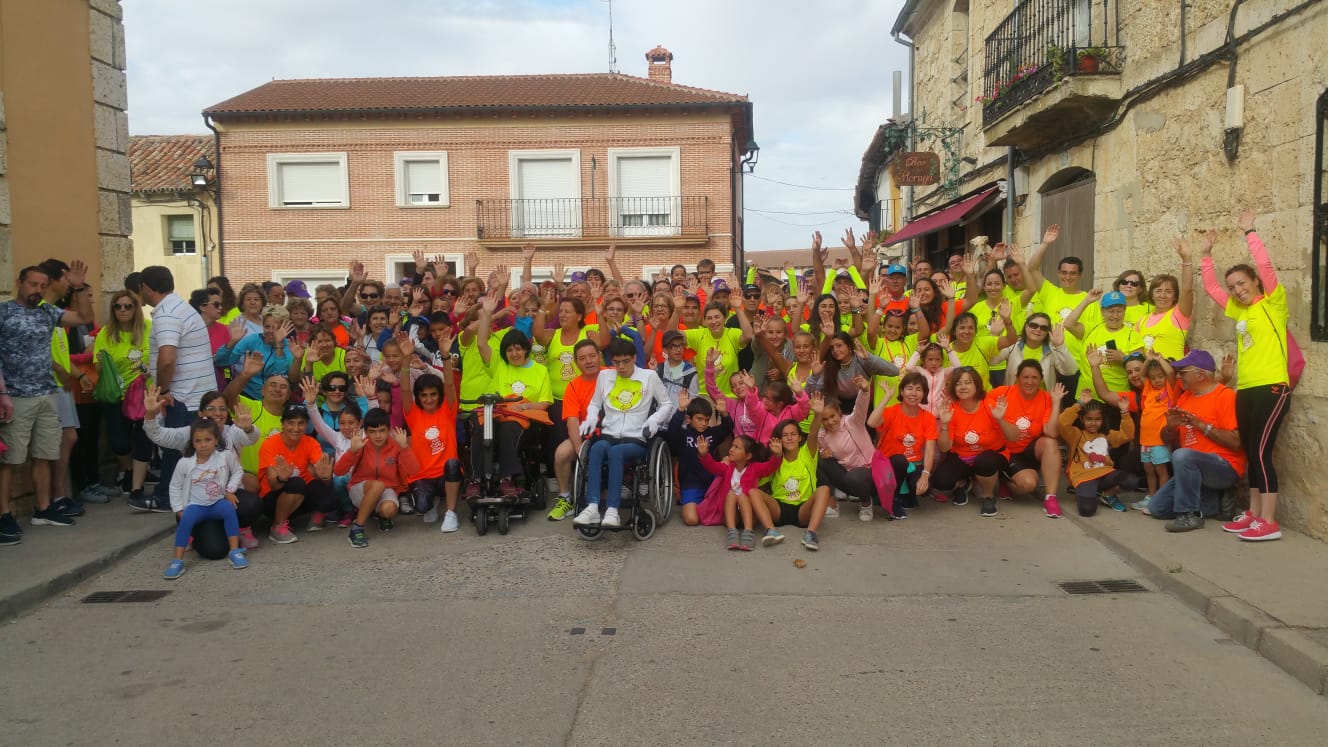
[
  {"x1": 680, "y1": 487, "x2": 707, "y2": 505},
  {"x1": 1140, "y1": 445, "x2": 1172, "y2": 465}
]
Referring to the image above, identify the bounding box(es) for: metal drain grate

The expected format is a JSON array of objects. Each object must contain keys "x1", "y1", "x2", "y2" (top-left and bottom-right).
[
  {"x1": 81, "y1": 590, "x2": 173, "y2": 604},
  {"x1": 1058, "y1": 579, "x2": 1148, "y2": 595}
]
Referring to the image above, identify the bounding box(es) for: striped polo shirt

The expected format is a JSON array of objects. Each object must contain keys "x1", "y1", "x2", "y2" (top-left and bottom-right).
[{"x1": 149, "y1": 292, "x2": 214, "y2": 410}]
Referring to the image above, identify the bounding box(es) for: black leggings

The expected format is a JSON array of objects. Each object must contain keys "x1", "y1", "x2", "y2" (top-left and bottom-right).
[
  {"x1": 261, "y1": 477, "x2": 336, "y2": 518},
  {"x1": 1235, "y1": 384, "x2": 1291, "y2": 494},
  {"x1": 932, "y1": 451, "x2": 1009, "y2": 493},
  {"x1": 190, "y1": 489, "x2": 262, "y2": 560},
  {"x1": 816, "y1": 458, "x2": 875, "y2": 505}
]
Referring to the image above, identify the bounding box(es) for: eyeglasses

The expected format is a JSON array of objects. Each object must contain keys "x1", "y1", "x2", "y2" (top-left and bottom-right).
[
  {"x1": 1026, "y1": 322, "x2": 1050, "y2": 331},
  {"x1": 323, "y1": 384, "x2": 348, "y2": 393},
  {"x1": 1119, "y1": 278, "x2": 1143, "y2": 287},
  {"x1": 439, "y1": 289, "x2": 457, "y2": 297},
  {"x1": 113, "y1": 303, "x2": 135, "y2": 310},
  {"x1": 743, "y1": 293, "x2": 761, "y2": 300},
  {"x1": 201, "y1": 405, "x2": 228, "y2": 414},
  {"x1": 360, "y1": 292, "x2": 381, "y2": 300},
  {"x1": 206, "y1": 301, "x2": 223, "y2": 308}
]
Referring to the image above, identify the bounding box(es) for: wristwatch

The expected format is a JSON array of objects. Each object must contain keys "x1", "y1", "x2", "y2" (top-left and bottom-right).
[{"x1": 1204, "y1": 423, "x2": 1213, "y2": 435}]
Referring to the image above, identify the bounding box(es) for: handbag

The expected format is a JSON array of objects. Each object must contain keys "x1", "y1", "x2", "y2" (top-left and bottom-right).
[
  {"x1": 93, "y1": 351, "x2": 125, "y2": 404},
  {"x1": 121, "y1": 371, "x2": 147, "y2": 420}
]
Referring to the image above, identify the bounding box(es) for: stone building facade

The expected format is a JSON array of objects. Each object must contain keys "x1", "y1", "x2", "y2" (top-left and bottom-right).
[
  {"x1": 203, "y1": 48, "x2": 756, "y2": 288},
  {"x1": 886, "y1": 0, "x2": 1328, "y2": 538}
]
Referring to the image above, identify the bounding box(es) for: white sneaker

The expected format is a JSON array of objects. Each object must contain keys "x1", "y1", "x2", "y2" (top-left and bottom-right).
[
  {"x1": 441, "y1": 511, "x2": 459, "y2": 533},
  {"x1": 572, "y1": 505, "x2": 601, "y2": 526},
  {"x1": 824, "y1": 504, "x2": 840, "y2": 519},
  {"x1": 600, "y1": 508, "x2": 622, "y2": 528},
  {"x1": 422, "y1": 506, "x2": 439, "y2": 524},
  {"x1": 859, "y1": 505, "x2": 873, "y2": 522}
]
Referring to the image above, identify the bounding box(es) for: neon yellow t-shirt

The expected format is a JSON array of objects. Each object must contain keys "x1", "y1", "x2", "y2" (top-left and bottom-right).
[
  {"x1": 1137, "y1": 307, "x2": 1188, "y2": 361},
  {"x1": 458, "y1": 332, "x2": 502, "y2": 412},
  {"x1": 954, "y1": 337, "x2": 1000, "y2": 387},
  {"x1": 1226, "y1": 284, "x2": 1289, "y2": 388},
  {"x1": 1037, "y1": 279, "x2": 1088, "y2": 365},
  {"x1": 489, "y1": 359, "x2": 553, "y2": 404},
  {"x1": 772, "y1": 446, "x2": 818, "y2": 505},
  {"x1": 968, "y1": 298, "x2": 1022, "y2": 372},
  {"x1": 685, "y1": 326, "x2": 745, "y2": 399},
  {"x1": 1081, "y1": 323, "x2": 1144, "y2": 396},
  {"x1": 93, "y1": 323, "x2": 152, "y2": 386},
  {"x1": 873, "y1": 334, "x2": 916, "y2": 405},
  {"x1": 236, "y1": 396, "x2": 284, "y2": 474},
  {"x1": 305, "y1": 348, "x2": 347, "y2": 387},
  {"x1": 546, "y1": 325, "x2": 597, "y2": 400}
]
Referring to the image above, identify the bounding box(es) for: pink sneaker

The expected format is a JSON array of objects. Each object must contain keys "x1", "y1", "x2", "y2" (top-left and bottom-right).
[
  {"x1": 1221, "y1": 512, "x2": 1255, "y2": 533},
  {"x1": 1238, "y1": 518, "x2": 1282, "y2": 542},
  {"x1": 1043, "y1": 495, "x2": 1063, "y2": 519},
  {"x1": 336, "y1": 513, "x2": 353, "y2": 529},
  {"x1": 268, "y1": 522, "x2": 298, "y2": 544},
  {"x1": 240, "y1": 527, "x2": 259, "y2": 549},
  {"x1": 306, "y1": 512, "x2": 326, "y2": 532}
]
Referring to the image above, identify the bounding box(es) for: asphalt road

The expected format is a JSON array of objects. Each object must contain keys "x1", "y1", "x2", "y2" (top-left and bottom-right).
[{"x1": 4, "y1": 498, "x2": 1327, "y2": 746}]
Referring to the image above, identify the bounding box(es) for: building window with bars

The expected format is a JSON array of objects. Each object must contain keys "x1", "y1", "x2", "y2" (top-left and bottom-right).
[
  {"x1": 1314, "y1": 90, "x2": 1328, "y2": 341},
  {"x1": 165, "y1": 214, "x2": 197, "y2": 255}
]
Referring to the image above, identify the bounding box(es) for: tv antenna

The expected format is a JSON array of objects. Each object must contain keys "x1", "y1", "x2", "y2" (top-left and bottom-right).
[{"x1": 605, "y1": 0, "x2": 618, "y2": 73}]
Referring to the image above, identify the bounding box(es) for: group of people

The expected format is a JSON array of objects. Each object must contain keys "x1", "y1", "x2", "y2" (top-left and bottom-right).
[{"x1": 0, "y1": 208, "x2": 1296, "y2": 578}]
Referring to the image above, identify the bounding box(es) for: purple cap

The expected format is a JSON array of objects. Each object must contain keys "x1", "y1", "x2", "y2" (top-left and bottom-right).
[
  {"x1": 1173, "y1": 349, "x2": 1216, "y2": 372},
  {"x1": 712, "y1": 278, "x2": 730, "y2": 293},
  {"x1": 570, "y1": 271, "x2": 587, "y2": 283}
]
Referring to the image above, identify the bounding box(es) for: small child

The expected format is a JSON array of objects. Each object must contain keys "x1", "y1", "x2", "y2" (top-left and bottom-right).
[
  {"x1": 814, "y1": 381, "x2": 881, "y2": 521},
  {"x1": 904, "y1": 340, "x2": 962, "y2": 416},
  {"x1": 662, "y1": 391, "x2": 734, "y2": 526},
  {"x1": 655, "y1": 330, "x2": 699, "y2": 408},
  {"x1": 165, "y1": 419, "x2": 248, "y2": 579},
  {"x1": 706, "y1": 349, "x2": 808, "y2": 442},
  {"x1": 1058, "y1": 390, "x2": 1138, "y2": 516},
  {"x1": 334, "y1": 408, "x2": 421, "y2": 548},
  {"x1": 1136, "y1": 354, "x2": 1177, "y2": 512},
  {"x1": 697, "y1": 434, "x2": 779, "y2": 551}
]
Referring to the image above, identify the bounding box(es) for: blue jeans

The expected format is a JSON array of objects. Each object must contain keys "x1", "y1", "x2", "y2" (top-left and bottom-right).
[
  {"x1": 585, "y1": 438, "x2": 647, "y2": 510},
  {"x1": 175, "y1": 501, "x2": 239, "y2": 549},
  {"x1": 154, "y1": 400, "x2": 194, "y2": 500},
  {"x1": 1147, "y1": 448, "x2": 1239, "y2": 518}
]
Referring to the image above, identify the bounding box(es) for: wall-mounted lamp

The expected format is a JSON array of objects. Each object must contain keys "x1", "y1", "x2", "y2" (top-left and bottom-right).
[
  {"x1": 740, "y1": 140, "x2": 760, "y2": 173},
  {"x1": 190, "y1": 156, "x2": 215, "y2": 189}
]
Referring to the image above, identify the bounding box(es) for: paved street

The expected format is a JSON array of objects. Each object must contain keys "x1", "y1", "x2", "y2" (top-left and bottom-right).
[{"x1": 4, "y1": 499, "x2": 1327, "y2": 746}]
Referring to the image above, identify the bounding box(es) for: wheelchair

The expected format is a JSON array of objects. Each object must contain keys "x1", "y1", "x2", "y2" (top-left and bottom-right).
[
  {"x1": 570, "y1": 433, "x2": 674, "y2": 541},
  {"x1": 461, "y1": 393, "x2": 549, "y2": 536}
]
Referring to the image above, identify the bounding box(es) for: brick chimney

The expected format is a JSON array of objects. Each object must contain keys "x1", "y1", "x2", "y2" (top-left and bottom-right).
[{"x1": 645, "y1": 45, "x2": 673, "y2": 84}]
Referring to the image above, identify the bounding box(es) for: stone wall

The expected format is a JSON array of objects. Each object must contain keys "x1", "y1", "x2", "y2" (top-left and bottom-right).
[{"x1": 90, "y1": 0, "x2": 133, "y2": 291}]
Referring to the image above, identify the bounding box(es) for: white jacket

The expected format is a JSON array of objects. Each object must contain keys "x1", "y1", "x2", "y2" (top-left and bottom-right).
[
  {"x1": 583, "y1": 367, "x2": 675, "y2": 441},
  {"x1": 145, "y1": 416, "x2": 260, "y2": 460},
  {"x1": 168, "y1": 450, "x2": 244, "y2": 513}
]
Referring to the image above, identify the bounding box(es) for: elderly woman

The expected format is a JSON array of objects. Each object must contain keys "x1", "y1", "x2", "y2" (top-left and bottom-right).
[
  {"x1": 286, "y1": 297, "x2": 315, "y2": 345},
  {"x1": 993, "y1": 312, "x2": 1076, "y2": 392},
  {"x1": 1139, "y1": 235, "x2": 1203, "y2": 361},
  {"x1": 213, "y1": 304, "x2": 302, "y2": 399}
]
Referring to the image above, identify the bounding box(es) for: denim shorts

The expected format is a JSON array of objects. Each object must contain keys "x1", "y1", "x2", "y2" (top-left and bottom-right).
[
  {"x1": 1140, "y1": 445, "x2": 1172, "y2": 465},
  {"x1": 680, "y1": 487, "x2": 707, "y2": 505}
]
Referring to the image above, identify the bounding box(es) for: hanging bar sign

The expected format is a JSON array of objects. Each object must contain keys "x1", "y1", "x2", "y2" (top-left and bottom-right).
[{"x1": 892, "y1": 152, "x2": 941, "y2": 186}]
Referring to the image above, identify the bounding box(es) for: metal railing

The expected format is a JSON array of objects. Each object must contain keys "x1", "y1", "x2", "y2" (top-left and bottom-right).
[
  {"x1": 981, "y1": 0, "x2": 1122, "y2": 124},
  {"x1": 476, "y1": 196, "x2": 708, "y2": 240}
]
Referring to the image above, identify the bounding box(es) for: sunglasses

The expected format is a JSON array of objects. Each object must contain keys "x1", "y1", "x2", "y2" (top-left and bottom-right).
[
  {"x1": 206, "y1": 301, "x2": 223, "y2": 308},
  {"x1": 323, "y1": 384, "x2": 349, "y2": 393},
  {"x1": 113, "y1": 303, "x2": 135, "y2": 310},
  {"x1": 1026, "y1": 322, "x2": 1050, "y2": 331},
  {"x1": 743, "y1": 293, "x2": 761, "y2": 300},
  {"x1": 360, "y1": 293, "x2": 381, "y2": 300},
  {"x1": 1119, "y1": 279, "x2": 1143, "y2": 287},
  {"x1": 439, "y1": 289, "x2": 457, "y2": 297}
]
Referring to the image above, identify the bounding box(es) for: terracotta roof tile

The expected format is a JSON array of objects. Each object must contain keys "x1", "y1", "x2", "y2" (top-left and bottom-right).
[
  {"x1": 203, "y1": 73, "x2": 748, "y2": 118},
  {"x1": 129, "y1": 134, "x2": 215, "y2": 194}
]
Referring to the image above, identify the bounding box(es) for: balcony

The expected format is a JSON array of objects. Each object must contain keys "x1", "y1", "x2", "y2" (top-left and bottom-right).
[
  {"x1": 475, "y1": 196, "x2": 709, "y2": 246},
  {"x1": 981, "y1": 0, "x2": 1123, "y2": 150}
]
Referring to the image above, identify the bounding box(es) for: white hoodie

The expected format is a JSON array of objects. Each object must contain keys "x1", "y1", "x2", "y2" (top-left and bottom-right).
[{"x1": 583, "y1": 366, "x2": 676, "y2": 440}]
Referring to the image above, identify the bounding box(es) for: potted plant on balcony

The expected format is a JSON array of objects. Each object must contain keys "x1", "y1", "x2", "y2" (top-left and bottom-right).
[
  {"x1": 1045, "y1": 43, "x2": 1067, "y2": 81},
  {"x1": 1075, "y1": 46, "x2": 1117, "y2": 73}
]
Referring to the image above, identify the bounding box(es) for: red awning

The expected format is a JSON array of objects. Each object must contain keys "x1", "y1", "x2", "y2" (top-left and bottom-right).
[{"x1": 882, "y1": 187, "x2": 999, "y2": 246}]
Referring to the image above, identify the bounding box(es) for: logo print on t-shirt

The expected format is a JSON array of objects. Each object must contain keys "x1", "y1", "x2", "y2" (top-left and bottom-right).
[
  {"x1": 1235, "y1": 319, "x2": 1254, "y2": 351},
  {"x1": 559, "y1": 351, "x2": 574, "y2": 379},
  {"x1": 1143, "y1": 335, "x2": 1156, "y2": 351},
  {"x1": 901, "y1": 434, "x2": 916, "y2": 448},
  {"x1": 1058, "y1": 308, "x2": 1071, "y2": 320},
  {"x1": 964, "y1": 430, "x2": 980, "y2": 445},
  {"x1": 128, "y1": 349, "x2": 142, "y2": 361},
  {"x1": 1082, "y1": 436, "x2": 1109, "y2": 469},
  {"x1": 783, "y1": 476, "x2": 800, "y2": 494},
  {"x1": 510, "y1": 380, "x2": 527, "y2": 396},
  {"x1": 1015, "y1": 416, "x2": 1031, "y2": 434},
  {"x1": 893, "y1": 355, "x2": 905, "y2": 367},
  {"x1": 424, "y1": 425, "x2": 443, "y2": 455}
]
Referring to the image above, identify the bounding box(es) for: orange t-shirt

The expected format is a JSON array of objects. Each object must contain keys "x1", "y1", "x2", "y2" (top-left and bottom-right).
[
  {"x1": 561, "y1": 375, "x2": 598, "y2": 423},
  {"x1": 875, "y1": 405, "x2": 938, "y2": 463},
  {"x1": 986, "y1": 386, "x2": 1052, "y2": 455},
  {"x1": 946, "y1": 401, "x2": 1007, "y2": 459},
  {"x1": 405, "y1": 401, "x2": 458, "y2": 480},
  {"x1": 1175, "y1": 385, "x2": 1245, "y2": 474},
  {"x1": 1138, "y1": 380, "x2": 1178, "y2": 447},
  {"x1": 258, "y1": 434, "x2": 326, "y2": 495}
]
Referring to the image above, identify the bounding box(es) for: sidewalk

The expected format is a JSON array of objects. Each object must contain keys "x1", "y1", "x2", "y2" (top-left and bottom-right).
[
  {"x1": 1066, "y1": 508, "x2": 1328, "y2": 697},
  {"x1": 0, "y1": 501, "x2": 173, "y2": 621}
]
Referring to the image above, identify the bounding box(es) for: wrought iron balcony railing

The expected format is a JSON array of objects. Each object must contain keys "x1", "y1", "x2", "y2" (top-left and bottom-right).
[
  {"x1": 476, "y1": 196, "x2": 708, "y2": 240},
  {"x1": 981, "y1": 0, "x2": 1122, "y2": 125}
]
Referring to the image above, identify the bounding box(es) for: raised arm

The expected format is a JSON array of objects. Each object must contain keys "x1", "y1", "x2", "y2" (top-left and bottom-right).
[
  {"x1": 1084, "y1": 347, "x2": 1122, "y2": 409},
  {"x1": 604, "y1": 244, "x2": 624, "y2": 284},
  {"x1": 1022, "y1": 224, "x2": 1060, "y2": 291},
  {"x1": 475, "y1": 290, "x2": 500, "y2": 367},
  {"x1": 1171, "y1": 234, "x2": 1199, "y2": 320},
  {"x1": 1062, "y1": 288, "x2": 1102, "y2": 340},
  {"x1": 223, "y1": 351, "x2": 264, "y2": 410},
  {"x1": 1239, "y1": 209, "x2": 1278, "y2": 291}
]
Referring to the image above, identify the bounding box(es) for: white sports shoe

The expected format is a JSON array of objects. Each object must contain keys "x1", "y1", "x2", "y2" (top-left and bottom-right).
[
  {"x1": 441, "y1": 511, "x2": 459, "y2": 533},
  {"x1": 572, "y1": 505, "x2": 601, "y2": 526},
  {"x1": 600, "y1": 508, "x2": 622, "y2": 528},
  {"x1": 859, "y1": 505, "x2": 873, "y2": 522},
  {"x1": 824, "y1": 505, "x2": 840, "y2": 519}
]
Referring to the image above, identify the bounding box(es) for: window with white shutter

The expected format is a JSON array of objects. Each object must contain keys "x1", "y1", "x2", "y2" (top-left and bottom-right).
[
  {"x1": 165, "y1": 214, "x2": 196, "y2": 255},
  {"x1": 509, "y1": 150, "x2": 582, "y2": 238},
  {"x1": 608, "y1": 147, "x2": 681, "y2": 237},
  {"x1": 394, "y1": 152, "x2": 449, "y2": 207},
  {"x1": 267, "y1": 153, "x2": 350, "y2": 208}
]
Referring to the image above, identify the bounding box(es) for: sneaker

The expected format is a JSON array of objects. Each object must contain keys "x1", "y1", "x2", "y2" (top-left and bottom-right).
[
  {"x1": 1238, "y1": 518, "x2": 1282, "y2": 542},
  {"x1": 889, "y1": 506, "x2": 908, "y2": 520},
  {"x1": 348, "y1": 525, "x2": 368, "y2": 548},
  {"x1": 127, "y1": 490, "x2": 151, "y2": 512},
  {"x1": 498, "y1": 477, "x2": 519, "y2": 497},
  {"x1": 600, "y1": 508, "x2": 622, "y2": 528},
  {"x1": 1222, "y1": 512, "x2": 1256, "y2": 534},
  {"x1": 761, "y1": 528, "x2": 784, "y2": 547},
  {"x1": 726, "y1": 528, "x2": 740, "y2": 550},
  {"x1": 1098, "y1": 492, "x2": 1114, "y2": 509},
  {"x1": 824, "y1": 504, "x2": 840, "y2": 519},
  {"x1": 572, "y1": 505, "x2": 601, "y2": 526},
  {"x1": 52, "y1": 496, "x2": 85, "y2": 517},
  {"x1": 268, "y1": 522, "x2": 299, "y2": 544},
  {"x1": 163, "y1": 559, "x2": 186, "y2": 580},
  {"x1": 739, "y1": 529, "x2": 755, "y2": 551},
  {"x1": 933, "y1": 491, "x2": 949, "y2": 503},
  {"x1": 414, "y1": 493, "x2": 434, "y2": 517},
  {"x1": 228, "y1": 548, "x2": 249, "y2": 569},
  {"x1": 0, "y1": 512, "x2": 23, "y2": 536},
  {"x1": 149, "y1": 496, "x2": 172, "y2": 513},
  {"x1": 547, "y1": 496, "x2": 574, "y2": 521},
  {"x1": 398, "y1": 492, "x2": 416, "y2": 516},
  {"x1": 306, "y1": 512, "x2": 326, "y2": 532},
  {"x1": 118, "y1": 471, "x2": 131, "y2": 493},
  {"x1": 378, "y1": 517, "x2": 394, "y2": 532},
  {"x1": 30, "y1": 506, "x2": 75, "y2": 527},
  {"x1": 980, "y1": 498, "x2": 998, "y2": 517},
  {"x1": 953, "y1": 486, "x2": 970, "y2": 507},
  {"x1": 0, "y1": 532, "x2": 19, "y2": 546},
  {"x1": 859, "y1": 505, "x2": 873, "y2": 522},
  {"x1": 464, "y1": 480, "x2": 481, "y2": 499},
  {"x1": 79, "y1": 486, "x2": 112, "y2": 504},
  {"x1": 1043, "y1": 495, "x2": 1063, "y2": 519},
  {"x1": 422, "y1": 506, "x2": 439, "y2": 524},
  {"x1": 336, "y1": 513, "x2": 354, "y2": 529},
  {"x1": 1132, "y1": 496, "x2": 1152, "y2": 513},
  {"x1": 1107, "y1": 496, "x2": 1127, "y2": 513},
  {"x1": 441, "y1": 511, "x2": 459, "y2": 533},
  {"x1": 801, "y1": 530, "x2": 820, "y2": 551},
  {"x1": 240, "y1": 527, "x2": 259, "y2": 550},
  {"x1": 1165, "y1": 512, "x2": 1204, "y2": 533}
]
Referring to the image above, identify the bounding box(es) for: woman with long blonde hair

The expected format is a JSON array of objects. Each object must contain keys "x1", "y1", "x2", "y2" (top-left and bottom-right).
[{"x1": 92, "y1": 289, "x2": 153, "y2": 502}]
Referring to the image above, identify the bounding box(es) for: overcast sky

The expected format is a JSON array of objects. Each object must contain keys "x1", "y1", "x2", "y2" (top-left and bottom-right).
[{"x1": 124, "y1": 0, "x2": 910, "y2": 251}]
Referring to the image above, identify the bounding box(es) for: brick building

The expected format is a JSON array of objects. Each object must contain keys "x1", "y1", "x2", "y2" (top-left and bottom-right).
[{"x1": 202, "y1": 47, "x2": 756, "y2": 288}]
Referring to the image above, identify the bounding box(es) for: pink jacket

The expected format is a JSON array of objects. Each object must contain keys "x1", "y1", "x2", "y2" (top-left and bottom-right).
[
  {"x1": 816, "y1": 388, "x2": 875, "y2": 469},
  {"x1": 904, "y1": 346, "x2": 963, "y2": 416},
  {"x1": 705, "y1": 359, "x2": 810, "y2": 442},
  {"x1": 695, "y1": 453, "x2": 781, "y2": 526}
]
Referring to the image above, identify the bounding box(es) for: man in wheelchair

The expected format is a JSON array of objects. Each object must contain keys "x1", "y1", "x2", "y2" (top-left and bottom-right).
[{"x1": 573, "y1": 340, "x2": 676, "y2": 528}]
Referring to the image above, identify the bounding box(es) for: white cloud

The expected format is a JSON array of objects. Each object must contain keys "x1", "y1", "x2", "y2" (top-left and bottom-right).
[{"x1": 124, "y1": 0, "x2": 910, "y2": 251}]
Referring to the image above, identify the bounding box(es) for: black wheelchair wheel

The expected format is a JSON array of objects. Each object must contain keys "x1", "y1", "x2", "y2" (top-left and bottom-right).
[
  {"x1": 528, "y1": 477, "x2": 548, "y2": 510},
  {"x1": 632, "y1": 509, "x2": 657, "y2": 541},
  {"x1": 474, "y1": 506, "x2": 488, "y2": 536},
  {"x1": 497, "y1": 506, "x2": 511, "y2": 535},
  {"x1": 649, "y1": 439, "x2": 674, "y2": 524}
]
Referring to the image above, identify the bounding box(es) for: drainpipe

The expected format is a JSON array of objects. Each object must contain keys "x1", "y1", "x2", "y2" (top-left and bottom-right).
[
  {"x1": 891, "y1": 26, "x2": 916, "y2": 266},
  {"x1": 203, "y1": 115, "x2": 224, "y2": 278},
  {"x1": 1005, "y1": 148, "x2": 1017, "y2": 245}
]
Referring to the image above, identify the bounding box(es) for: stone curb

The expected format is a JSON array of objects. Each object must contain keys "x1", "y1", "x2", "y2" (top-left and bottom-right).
[
  {"x1": 0, "y1": 523, "x2": 174, "y2": 622},
  {"x1": 1067, "y1": 512, "x2": 1328, "y2": 697}
]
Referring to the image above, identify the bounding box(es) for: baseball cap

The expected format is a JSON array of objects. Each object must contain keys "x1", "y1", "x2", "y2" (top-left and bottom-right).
[
  {"x1": 1100, "y1": 291, "x2": 1127, "y2": 308},
  {"x1": 283, "y1": 280, "x2": 310, "y2": 298},
  {"x1": 742, "y1": 283, "x2": 761, "y2": 294},
  {"x1": 662, "y1": 330, "x2": 685, "y2": 347},
  {"x1": 281, "y1": 403, "x2": 310, "y2": 422},
  {"x1": 570, "y1": 271, "x2": 587, "y2": 283},
  {"x1": 712, "y1": 279, "x2": 730, "y2": 293},
  {"x1": 1173, "y1": 350, "x2": 1216, "y2": 372},
  {"x1": 885, "y1": 264, "x2": 908, "y2": 276}
]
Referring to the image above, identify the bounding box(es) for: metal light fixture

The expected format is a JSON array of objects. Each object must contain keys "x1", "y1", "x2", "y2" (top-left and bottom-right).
[
  {"x1": 190, "y1": 156, "x2": 214, "y2": 188},
  {"x1": 740, "y1": 140, "x2": 760, "y2": 173}
]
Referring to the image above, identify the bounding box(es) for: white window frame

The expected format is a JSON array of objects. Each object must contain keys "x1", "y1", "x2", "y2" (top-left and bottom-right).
[
  {"x1": 383, "y1": 252, "x2": 466, "y2": 285},
  {"x1": 641, "y1": 263, "x2": 734, "y2": 280},
  {"x1": 267, "y1": 152, "x2": 350, "y2": 209},
  {"x1": 269, "y1": 269, "x2": 350, "y2": 288},
  {"x1": 508, "y1": 266, "x2": 560, "y2": 288},
  {"x1": 606, "y1": 147, "x2": 681, "y2": 238},
  {"x1": 164, "y1": 214, "x2": 197, "y2": 256},
  {"x1": 508, "y1": 149, "x2": 582, "y2": 238},
  {"x1": 393, "y1": 151, "x2": 450, "y2": 208}
]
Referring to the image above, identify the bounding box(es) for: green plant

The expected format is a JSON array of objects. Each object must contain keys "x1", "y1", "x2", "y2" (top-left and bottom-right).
[
  {"x1": 1045, "y1": 43, "x2": 1066, "y2": 80},
  {"x1": 1076, "y1": 46, "x2": 1119, "y2": 67}
]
